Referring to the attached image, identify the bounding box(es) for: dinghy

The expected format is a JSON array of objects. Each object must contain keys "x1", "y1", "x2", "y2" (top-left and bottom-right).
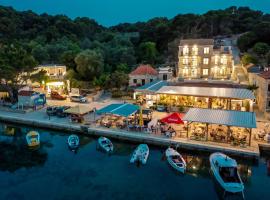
[
  {"x1": 130, "y1": 144, "x2": 149, "y2": 165},
  {"x1": 98, "y1": 136, "x2": 113, "y2": 153},
  {"x1": 26, "y1": 131, "x2": 40, "y2": 147},
  {"x1": 210, "y1": 152, "x2": 244, "y2": 195},
  {"x1": 165, "y1": 147, "x2": 186, "y2": 173},
  {"x1": 67, "y1": 134, "x2": 79, "y2": 150}
]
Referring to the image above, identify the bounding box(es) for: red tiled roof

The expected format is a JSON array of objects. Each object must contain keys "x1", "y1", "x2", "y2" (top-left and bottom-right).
[
  {"x1": 130, "y1": 64, "x2": 158, "y2": 76},
  {"x1": 259, "y1": 70, "x2": 270, "y2": 79},
  {"x1": 18, "y1": 90, "x2": 35, "y2": 96}
]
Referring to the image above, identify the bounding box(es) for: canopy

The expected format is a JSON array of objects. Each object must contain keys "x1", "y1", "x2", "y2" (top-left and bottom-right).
[
  {"x1": 157, "y1": 86, "x2": 255, "y2": 100},
  {"x1": 160, "y1": 112, "x2": 184, "y2": 124},
  {"x1": 97, "y1": 103, "x2": 139, "y2": 117},
  {"x1": 64, "y1": 105, "x2": 92, "y2": 115},
  {"x1": 136, "y1": 80, "x2": 168, "y2": 93},
  {"x1": 183, "y1": 108, "x2": 256, "y2": 128}
]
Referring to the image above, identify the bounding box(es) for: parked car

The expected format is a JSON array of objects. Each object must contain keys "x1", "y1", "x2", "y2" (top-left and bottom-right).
[
  {"x1": 70, "y1": 95, "x2": 87, "y2": 103},
  {"x1": 51, "y1": 91, "x2": 66, "y2": 100},
  {"x1": 56, "y1": 106, "x2": 70, "y2": 118},
  {"x1": 156, "y1": 105, "x2": 167, "y2": 112},
  {"x1": 46, "y1": 106, "x2": 57, "y2": 116}
]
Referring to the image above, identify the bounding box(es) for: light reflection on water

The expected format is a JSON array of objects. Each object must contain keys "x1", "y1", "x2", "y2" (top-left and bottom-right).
[{"x1": 0, "y1": 123, "x2": 269, "y2": 200}]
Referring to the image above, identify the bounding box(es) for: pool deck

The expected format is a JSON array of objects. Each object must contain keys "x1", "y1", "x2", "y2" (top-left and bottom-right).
[{"x1": 0, "y1": 108, "x2": 267, "y2": 159}]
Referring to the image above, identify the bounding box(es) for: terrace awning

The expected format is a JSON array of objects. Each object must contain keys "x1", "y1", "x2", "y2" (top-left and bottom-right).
[
  {"x1": 97, "y1": 103, "x2": 139, "y2": 117},
  {"x1": 156, "y1": 86, "x2": 255, "y2": 100},
  {"x1": 136, "y1": 80, "x2": 168, "y2": 93},
  {"x1": 64, "y1": 105, "x2": 92, "y2": 115},
  {"x1": 183, "y1": 108, "x2": 256, "y2": 128}
]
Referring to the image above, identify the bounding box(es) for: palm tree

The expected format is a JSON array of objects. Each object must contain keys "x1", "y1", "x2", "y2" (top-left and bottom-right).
[{"x1": 247, "y1": 84, "x2": 259, "y2": 92}]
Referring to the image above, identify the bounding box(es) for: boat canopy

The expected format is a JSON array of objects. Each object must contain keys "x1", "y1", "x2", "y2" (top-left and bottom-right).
[
  {"x1": 216, "y1": 156, "x2": 237, "y2": 168},
  {"x1": 97, "y1": 103, "x2": 139, "y2": 117},
  {"x1": 183, "y1": 108, "x2": 256, "y2": 128}
]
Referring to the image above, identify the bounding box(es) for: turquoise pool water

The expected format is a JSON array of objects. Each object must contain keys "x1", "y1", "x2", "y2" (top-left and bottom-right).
[{"x1": 0, "y1": 123, "x2": 269, "y2": 200}]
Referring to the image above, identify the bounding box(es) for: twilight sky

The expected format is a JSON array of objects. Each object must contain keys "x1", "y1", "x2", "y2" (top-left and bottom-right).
[{"x1": 0, "y1": 0, "x2": 270, "y2": 26}]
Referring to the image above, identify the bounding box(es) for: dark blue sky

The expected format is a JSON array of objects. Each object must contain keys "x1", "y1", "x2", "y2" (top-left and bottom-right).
[{"x1": 0, "y1": 0, "x2": 270, "y2": 26}]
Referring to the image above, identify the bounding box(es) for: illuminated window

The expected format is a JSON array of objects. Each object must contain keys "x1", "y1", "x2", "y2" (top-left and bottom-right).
[
  {"x1": 204, "y1": 47, "x2": 210, "y2": 54},
  {"x1": 203, "y1": 69, "x2": 208, "y2": 75},
  {"x1": 192, "y1": 58, "x2": 197, "y2": 66},
  {"x1": 214, "y1": 56, "x2": 219, "y2": 65},
  {"x1": 203, "y1": 58, "x2": 209, "y2": 65},
  {"x1": 183, "y1": 58, "x2": 189, "y2": 64},
  {"x1": 220, "y1": 56, "x2": 227, "y2": 65},
  {"x1": 220, "y1": 68, "x2": 226, "y2": 75},
  {"x1": 192, "y1": 45, "x2": 198, "y2": 55},
  {"x1": 183, "y1": 68, "x2": 189, "y2": 76},
  {"x1": 183, "y1": 46, "x2": 189, "y2": 55}
]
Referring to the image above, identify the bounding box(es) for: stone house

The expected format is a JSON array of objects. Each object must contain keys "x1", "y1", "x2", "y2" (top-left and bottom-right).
[
  {"x1": 248, "y1": 70, "x2": 270, "y2": 114},
  {"x1": 129, "y1": 64, "x2": 158, "y2": 87}
]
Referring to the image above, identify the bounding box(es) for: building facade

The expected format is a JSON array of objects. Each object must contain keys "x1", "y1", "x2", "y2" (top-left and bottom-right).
[
  {"x1": 36, "y1": 64, "x2": 67, "y2": 93},
  {"x1": 157, "y1": 67, "x2": 173, "y2": 81},
  {"x1": 129, "y1": 64, "x2": 158, "y2": 87},
  {"x1": 178, "y1": 39, "x2": 233, "y2": 79},
  {"x1": 248, "y1": 70, "x2": 270, "y2": 114}
]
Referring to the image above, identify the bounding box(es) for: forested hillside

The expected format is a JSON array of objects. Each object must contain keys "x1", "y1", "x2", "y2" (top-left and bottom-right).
[{"x1": 0, "y1": 5, "x2": 269, "y2": 89}]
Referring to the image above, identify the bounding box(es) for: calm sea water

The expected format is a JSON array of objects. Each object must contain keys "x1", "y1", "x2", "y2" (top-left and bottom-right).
[{"x1": 0, "y1": 123, "x2": 269, "y2": 200}]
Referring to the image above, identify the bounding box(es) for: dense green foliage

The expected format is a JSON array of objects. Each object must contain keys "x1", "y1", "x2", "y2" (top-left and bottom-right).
[{"x1": 0, "y1": 6, "x2": 270, "y2": 88}]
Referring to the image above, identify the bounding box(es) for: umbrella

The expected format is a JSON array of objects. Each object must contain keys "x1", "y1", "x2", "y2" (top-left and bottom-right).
[{"x1": 160, "y1": 112, "x2": 184, "y2": 124}]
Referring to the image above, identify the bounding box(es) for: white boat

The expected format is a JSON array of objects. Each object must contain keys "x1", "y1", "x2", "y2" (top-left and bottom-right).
[
  {"x1": 210, "y1": 152, "x2": 244, "y2": 194},
  {"x1": 26, "y1": 131, "x2": 40, "y2": 147},
  {"x1": 98, "y1": 136, "x2": 113, "y2": 152},
  {"x1": 165, "y1": 147, "x2": 186, "y2": 173},
  {"x1": 67, "y1": 134, "x2": 79, "y2": 150},
  {"x1": 130, "y1": 144, "x2": 149, "y2": 165}
]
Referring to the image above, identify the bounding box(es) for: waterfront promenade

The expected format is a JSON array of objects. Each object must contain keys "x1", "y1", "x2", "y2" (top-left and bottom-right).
[{"x1": 0, "y1": 108, "x2": 266, "y2": 159}]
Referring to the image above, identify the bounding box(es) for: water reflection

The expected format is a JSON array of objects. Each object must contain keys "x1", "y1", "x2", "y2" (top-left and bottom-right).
[
  {"x1": 0, "y1": 124, "x2": 47, "y2": 172},
  {"x1": 0, "y1": 122, "x2": 269, "y2": 200}
]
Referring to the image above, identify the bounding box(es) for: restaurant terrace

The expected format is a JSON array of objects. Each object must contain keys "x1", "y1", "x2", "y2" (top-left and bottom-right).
[
  {"x1": 183, "y1": 108, "x2": 257, "y2": 146},
  {"x1": 135, "y1": 84, "x2": 255, "y2": 112}
]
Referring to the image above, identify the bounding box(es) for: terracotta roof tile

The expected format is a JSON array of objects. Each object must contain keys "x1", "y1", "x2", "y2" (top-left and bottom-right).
[{"x1": 130, "y1": 64, "x2": 158, "y2": 76}]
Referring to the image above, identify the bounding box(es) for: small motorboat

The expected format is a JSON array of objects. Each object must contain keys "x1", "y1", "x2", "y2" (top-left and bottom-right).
[
  {"x1": 210, "y1": 152, "x2": 244, "y2": 195},
  {"x1": 130, "y1": 144, "x2": 149, "y2": 165},
  {"x1": 26, "y1": 131, "x2": 40, "y2": 147},
  {"x1": 165, "y1": 147, "x2": 186, "y2": 173},
  {"x1": 67, "y1": 134, "x2": 79, "y2": 150},
  {"x1": 98, "y1": 136, "x2": 113, "y2": 153}
]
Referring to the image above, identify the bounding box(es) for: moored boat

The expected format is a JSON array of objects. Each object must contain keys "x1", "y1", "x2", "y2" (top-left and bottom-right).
[
  {"x1": 130, "y1": 144, "x2": 149, "y2": 165},
  {"x1": 67, "y1": 134, "x2": 79, "y2": 150},
  {"x1": 210, "y1": 152, "x2": 244, "y2": 194},
  {"x1": 26, "y1": 131, "x2": 40, "y2": 147},
  {"x1": 165, "y1": 147, "x2": 186, "y2": 173},
  {"x1": 98, "y1": 136, "x2": 113, "y2": 153}
]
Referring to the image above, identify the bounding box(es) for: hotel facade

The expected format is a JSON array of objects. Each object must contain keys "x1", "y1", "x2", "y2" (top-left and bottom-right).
[{"x1": 178, "y1": 39, "x2": 233, "y2": 79}]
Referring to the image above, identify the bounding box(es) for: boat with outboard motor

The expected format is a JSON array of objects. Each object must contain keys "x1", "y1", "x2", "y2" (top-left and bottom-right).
[
  {"x1": 67, "y1": 134, "x2": 79, "y2": 150},
  {"x1": 26, "y1": 131, "x2": 40, "y2": 148},
  {"x1": 210, "y1": 152, "x2": 244, "y2": 196},
  {"x1": 165, "y1": 147, "x2": 186, "y2": 173},
  {"x1": 98, "y1": 136, "x2": 113, "y2": 153},
  {"x1": 130, "y1": 144, "x2": 149, "y2": 165}
]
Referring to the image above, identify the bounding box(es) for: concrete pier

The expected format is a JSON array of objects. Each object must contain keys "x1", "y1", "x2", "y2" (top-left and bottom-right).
[{"x1": 0, "y1": 109, "x2": 262, "y2": 159}]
